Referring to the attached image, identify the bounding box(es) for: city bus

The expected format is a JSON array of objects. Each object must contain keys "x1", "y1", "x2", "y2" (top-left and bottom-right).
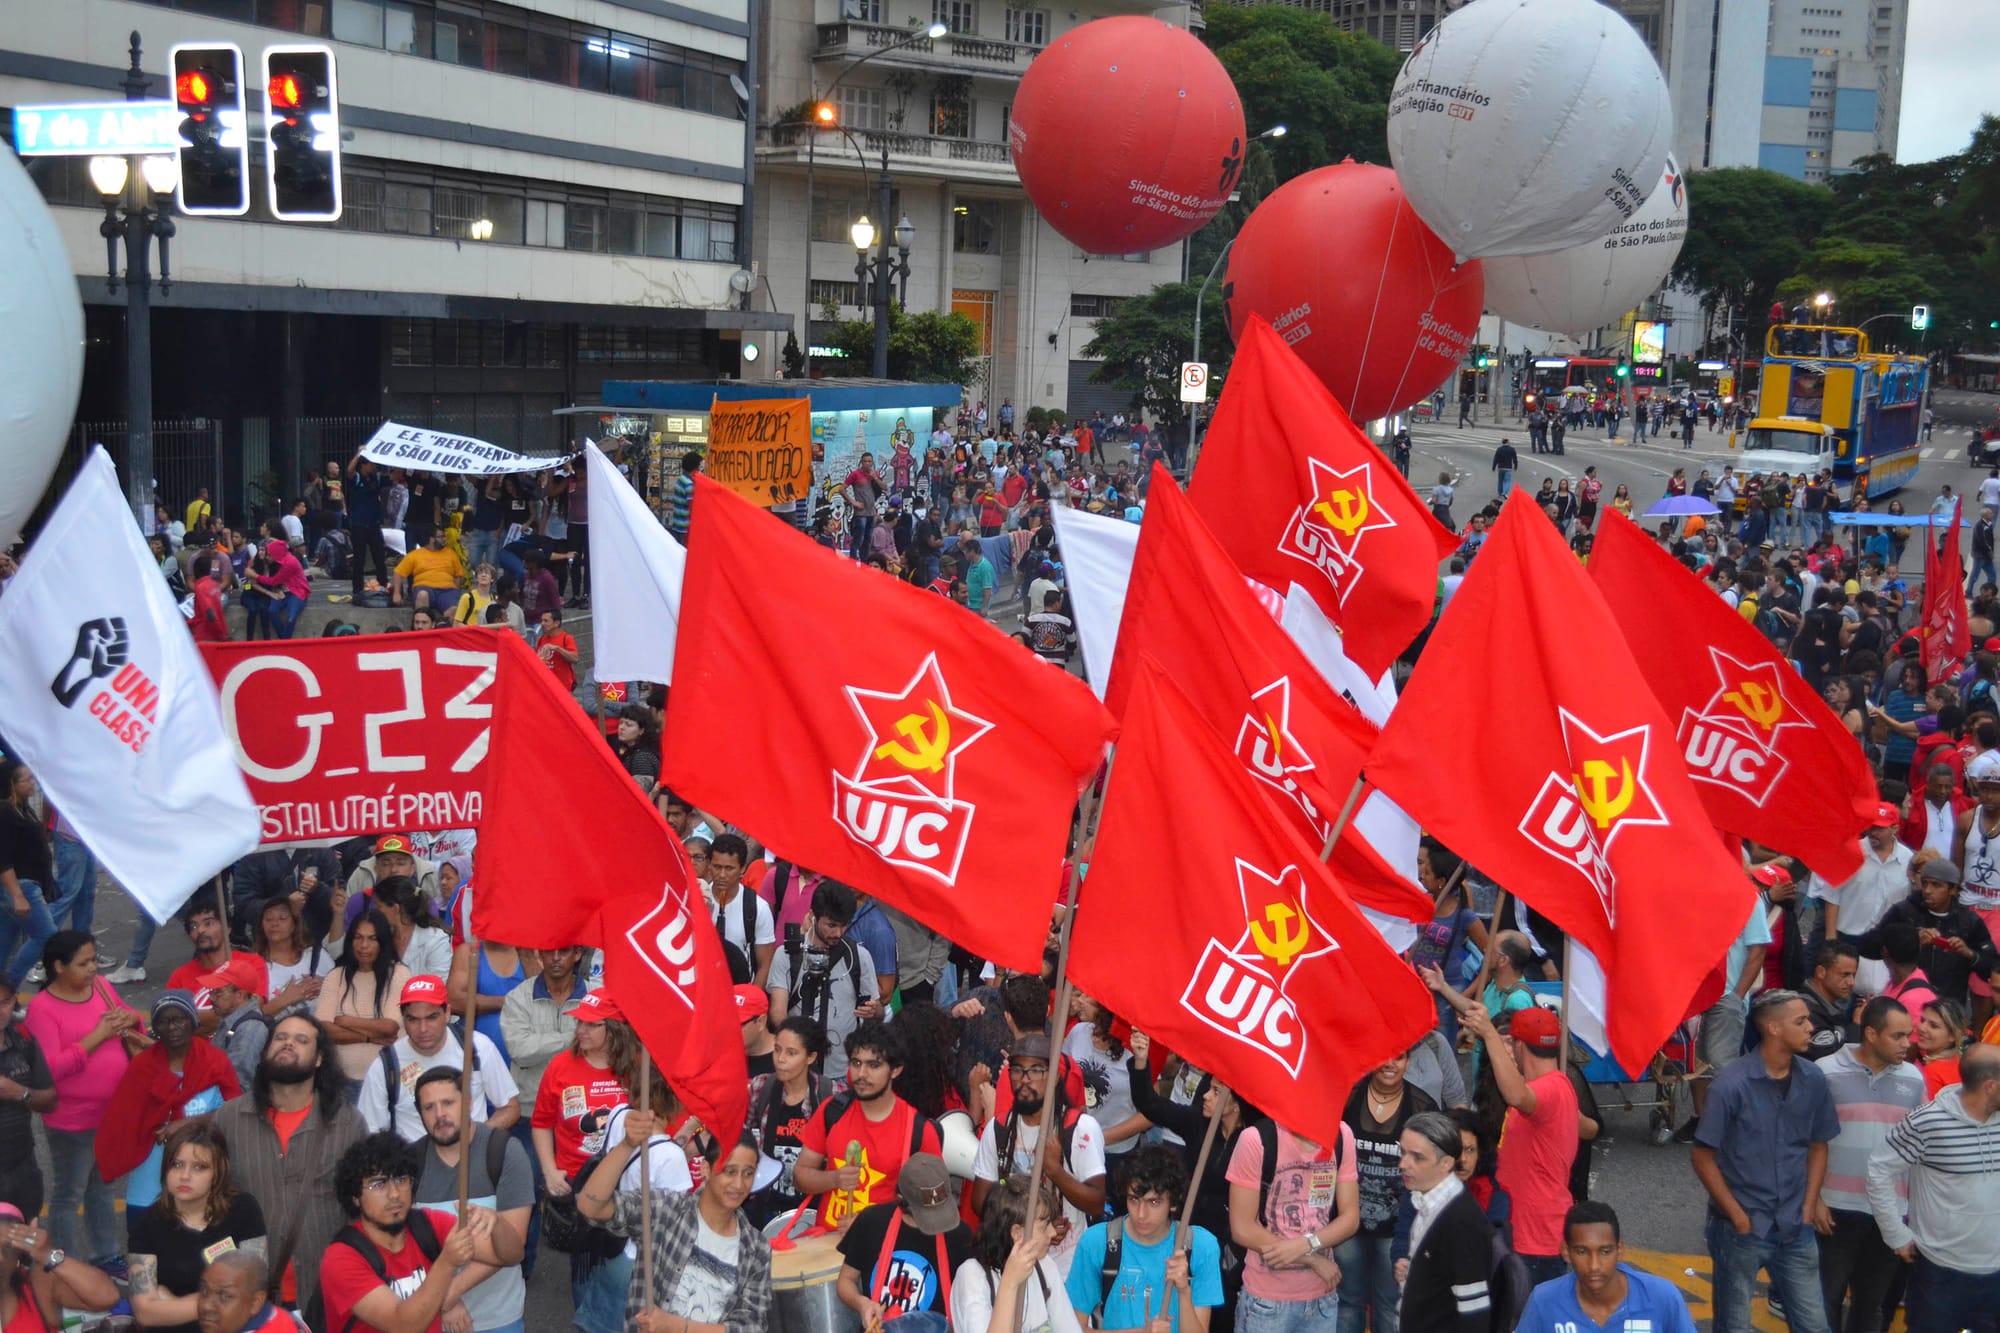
[
  {"x1": 1693, "y1": 359, "x2": 1759, "y2": 408},
  {"x1": 1742, "y1": 325, "x2": 1925, "y2": 501},
  {"x1": 1522, "y1": 356, "x2": 1620, "y2": 413}
]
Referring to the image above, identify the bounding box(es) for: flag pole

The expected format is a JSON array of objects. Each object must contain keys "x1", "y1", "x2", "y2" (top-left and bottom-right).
[
  {"x1": 638, "y1": 1046, "x2": 654, "y2": 1307},
  {"x1": 1175, "y1": 1106, "x2": 1223, "y2": 1252},
  {"x1": 1021, "y1": 749, "x2": 1116, "y2": 1263},
  {"x1": 1464, "y1": 888, "x2": 1511, "y2": 1001},
  {"x1": 1313, "y1": 777, "x2": 1368, "y2": 863},
  {"x1": 457, "y1": 930, "x2": 478, "y2": 1214},
  {"x1": 1559, "y1": 934, "x2": 1574, "y2": 1052},
  {"x1": 214, "y1": 874, "x2": 228, "y2": 940}
]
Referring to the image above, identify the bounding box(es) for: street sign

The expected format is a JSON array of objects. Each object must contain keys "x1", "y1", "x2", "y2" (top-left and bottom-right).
[
  {"x1": 1911, "y1": 304, "x2": 1931, "y2": 331},
  {"x1": 11, "y1": 101, "x2": 179, "y2": 157},
  {"x1": 1180, "y1": 360, "x2": 1209, "y2": 403}
]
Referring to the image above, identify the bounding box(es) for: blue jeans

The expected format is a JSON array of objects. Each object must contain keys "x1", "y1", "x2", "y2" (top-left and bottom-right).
[
  {"x1": 1971, "y1": 559, "x2": 1998, "y2": 593},
  {"x1": 572, "y1": 1248, "x2": 632, "y2": 1333},
  {"x1": 1707, "y1": 1215, "x2": 1832, "y2": 1333},
  {"x1": 1241, "y1": 1291, "x2": 1341, "y2": 1333},
  {"x1": 272, "y1": 591, "x2": 306, "y2": 639},
  {"x1": 465, "y1": 528, "x2": 502, "y2": 572},
  {"x1": 1496, "y1": 469, "x2": 1514, "y2": 500},
  {"x1": 0, "y1": 880, "x2": 55, "y2": 986},
  {"x1": 46, "y1": 1127, "x2": 122, "y2": 1265},
  {"x1": 1906, "y1": 1252, "x2": 2000, "y2": 1333},
  {"x1": 1335, "y1": 1234, "x2": 1399, "y2": 1333},
  {"x1": 49, "y1": 839, "x2": 96, "y2": 934}
]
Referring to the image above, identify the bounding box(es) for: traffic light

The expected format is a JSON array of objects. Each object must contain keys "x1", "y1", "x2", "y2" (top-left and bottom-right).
[
  {"x1": 1615, "y1": 360, "x2": 1630, "y2": 379},
  {"x1": 263, "y1": 45, "x2": 341, "y2": 221},
  {"x1": 169, "y1": 43, "x2": 248, "y2": 216}
]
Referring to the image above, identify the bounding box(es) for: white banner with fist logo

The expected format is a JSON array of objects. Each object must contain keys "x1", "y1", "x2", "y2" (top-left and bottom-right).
[{"x1": 0, "y1": 448, "x2": 260, "y2": 921}]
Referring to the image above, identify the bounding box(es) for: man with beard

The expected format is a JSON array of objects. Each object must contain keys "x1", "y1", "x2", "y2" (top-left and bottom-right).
[
  {"x1": 411, "y1": 1070, "x2": 533, "y2": 1333},
  {"x1": 318, "y1": 1131, "x2": 514, "y2": 1333},
  {"x1": 168, "y1": 905, "x2": 270, "y2": 1037},
  {"x1": 213, "y1": 1015, "x2": 368, "y2": 1313},
  {"x1": 793, "y1": 1021, "x2": 943, "y2": 1231},
  {"x1": 969, "y1": 1034, "x2": 1107, "y2": 1276}
]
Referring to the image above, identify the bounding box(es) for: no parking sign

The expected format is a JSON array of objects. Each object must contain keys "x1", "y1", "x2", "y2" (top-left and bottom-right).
[{"x1": 1180, "y1": 360, "x2": 1209, "y2": 403}]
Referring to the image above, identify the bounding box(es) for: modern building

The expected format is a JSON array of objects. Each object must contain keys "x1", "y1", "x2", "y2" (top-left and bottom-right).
[
  {"x1": 1758, "y1": 0, "x2": 1907, "y2": 181},
  {"x1": 1629, "y1": 0, "x2": 1770, "y2": 169},
  {"x1": 753, "y1": 0, "x2": 1189, "y2": 420},
  {"x1": 3, "y1": 0, "x2": 784, "y2": 517},
  {"x1": 1273, "y1": 0, "x2": 1457, "y2": 50}
]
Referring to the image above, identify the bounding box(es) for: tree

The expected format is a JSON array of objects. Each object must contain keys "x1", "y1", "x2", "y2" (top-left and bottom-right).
[
  {"x1": 818, "y1": 304, "x2": 984, "y2": 385},
  {"x1": 1080, "y1": 280, "x2": 1233, "y2": 429},
  {"x1": 1671, "y1": 167, "x2": 1831, "y2": 353}
]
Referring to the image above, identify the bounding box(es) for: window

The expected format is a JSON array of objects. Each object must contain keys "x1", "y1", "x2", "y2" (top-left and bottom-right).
[
  {"x1": 436, "y1": 184, "x2": 482, "y2": 239},
  {"x1": 812, "y1": 187, "x2": 870, "y2": 243},
  {"x1": 384, "y1": 181, "x2": 434, "y2": 236},
  {"x1": 932, "y1": 89, "x2": 971, "y2": 138},
  {"x1": 609, "y1": 205, "x2": 645, "y2": 255},
  {"x1": 1004, "y1": 7, "x2": 1046, "y2": 44},
  {"x1": 645, "y1": 211, "x2": 679, "y2": 259},
  {"x1": 480, "y1": 193, "x2": 526, "y2": 244},
  {"x1": 526, "y1": 199, "x2": 566, "y2": 247},
  {"x1": 933, "y1": 0, "x2": 977, "y2": 34},
  {"x1": 1070, "y1": 294, "x2": 1126, "y2": 318},
  {"x1": 433, "y1": 4, "x2": 483, "y2": 66},
  {"x1": 331, "y1": 0, "x2": 386, "y2": 45},
  {"x1": 341, "y1": 174, "x2": 386, "y2": 232},
  {"x1": 835, "y1": 86, "x2": 885, "y2": 132},
  {"x1": 844, "y1": 0, "x2": 883, "y2": 20},
  {"x1": 953, "y1": 198, "x2": 1001, "y2": 254},
  {"x1": 567, "y1": 202, "x2": 607, "y2": 252},
  {"x1": 811, "y1": 279, "x2": 860, "y2": 308}
]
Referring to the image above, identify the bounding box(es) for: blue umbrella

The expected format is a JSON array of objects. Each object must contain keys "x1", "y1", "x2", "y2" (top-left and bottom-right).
[{"x1": 1643, "y1": 496, "x2": 1721, "y2": 518}]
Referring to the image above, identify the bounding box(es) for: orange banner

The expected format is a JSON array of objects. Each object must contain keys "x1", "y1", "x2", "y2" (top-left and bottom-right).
[{"x1": 706, "y1": 397, "x2": 812, "y2": 507}]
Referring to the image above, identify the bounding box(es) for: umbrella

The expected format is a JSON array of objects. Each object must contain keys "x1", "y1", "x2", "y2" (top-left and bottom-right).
[{"x1": 1643, "y1": 496, "x2": 1721, "y2": 518}]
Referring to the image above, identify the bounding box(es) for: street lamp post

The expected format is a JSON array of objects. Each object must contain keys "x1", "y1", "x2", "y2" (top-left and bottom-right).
[
  {"x1": 801, "y1": 22, "x2": 946, "y2": 378},
  {"x1": 91, "y1": 32, "x2": 177, "y2": 524},
  {"x1": 850, "y1": 157, "x2": 915, "y2": 379},
  {"x1": 1184, "y1": 124, "x2": 1284, "y2": 470}
]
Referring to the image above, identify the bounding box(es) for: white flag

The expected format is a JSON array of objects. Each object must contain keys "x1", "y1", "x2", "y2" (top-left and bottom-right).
[
  {"x1": 1047, "y1": 505, "x2": 1138, "y2": 699},
  {"x1": 584, "y1": 440, "x2": 686, "y2": 684},
  {"x1": 0, "y1": 448, "x2": 259, "y2": 922}
]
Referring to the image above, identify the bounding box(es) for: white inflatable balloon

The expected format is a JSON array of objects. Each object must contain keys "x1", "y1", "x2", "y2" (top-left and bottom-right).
[
  {"x1": 0, "y1": 149, "x2": 85, "y2": 545},
  {"x1": 1386, "y1": 0, "x2": 1673, "y2": 261},
  {"x1": 1482, "y1": 154, "x2": 1689, "y2": 335}
]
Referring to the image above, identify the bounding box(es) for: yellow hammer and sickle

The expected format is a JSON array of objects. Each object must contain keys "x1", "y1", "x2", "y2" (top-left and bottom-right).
[
  {"x1": 874, "y1": 701, "x2": 952, "y2": 773},
  {"x1": 1313, "y1": 487, "x2": 1371, "y2": 538},
  {"x1": 1264, "y1": 714, "x2": 1283, "y2": 761},
  {"x1": 1572, "y1": 758, "x2": 1637, "y2": 829},
  {"x1": 1248, "y1": 902, "x2": 1310, "y2": 967},
  {"x1": 1722, "y1": 681, "x2": 1783, "y2": 730}
]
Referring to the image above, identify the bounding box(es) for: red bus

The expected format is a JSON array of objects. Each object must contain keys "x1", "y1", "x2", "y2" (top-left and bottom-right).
[{"x1": 1522, "y1": 356, "x2": 1619, "y2": 414}]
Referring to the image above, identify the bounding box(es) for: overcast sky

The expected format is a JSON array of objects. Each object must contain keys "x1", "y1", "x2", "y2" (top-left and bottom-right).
[{"x1": 1898, "y1": 0, "x2": 2000, "y2": 162}]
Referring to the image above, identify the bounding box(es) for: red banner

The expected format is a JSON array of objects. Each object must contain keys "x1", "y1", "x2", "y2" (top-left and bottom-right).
[{"x1": 201, "y1": 634, "x2": 500, "y2": 843}]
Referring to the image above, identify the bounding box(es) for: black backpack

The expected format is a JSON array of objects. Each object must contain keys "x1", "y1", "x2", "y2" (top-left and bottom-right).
[
  {"x1": 1251, "y1": 1118, "x2": 1344, "y2": 1230},
  {"x1": 305, "y1": 1210, "x2": 443, "y2": 1333},
  {"x1": 540, "y1": 1144, "x2": 635, "y2": 1265},
  {"x1": 376, "y1": 1019, "x2": 488, "y2": 1117},
  {"x1": 1090, "y1": 1216, "x2": 1178, "y2": 1330}
]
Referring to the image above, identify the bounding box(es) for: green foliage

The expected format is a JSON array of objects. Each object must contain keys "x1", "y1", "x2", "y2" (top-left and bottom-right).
[
  {"x1": 818, "y1": 304, "x2": 984, "y2": 386},
  {"x1": 1670, "y1": 167, "x2": 1831, "y2": 347},
  {"x1": 1024, "y1": 406, "x2": 1068, "y2": 434},
  {"x1": 1080, "y1": 280, "x2": 1232, "y2": 427}
]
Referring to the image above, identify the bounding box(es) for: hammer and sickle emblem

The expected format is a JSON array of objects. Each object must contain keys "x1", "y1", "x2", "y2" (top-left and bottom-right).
[
  {"x1": 1263, "y1": 715, "x2": 1283, "y2": 761},
  {"x1": 874, "y1": 701, "x2": 952, "y2": 773},
  {"x1": 1314, "y1": 488, "x2": 1371, "y2": 538},
  {"x1": 1572, "y1": 758, "x2": 1636, "y2": 830},
  {"x1": 1248, "y1": 903, "x2": 1309, "y2": 967},
  {"x1": 1722, "y1": 682, "x2": 1783, "y2": 731}
]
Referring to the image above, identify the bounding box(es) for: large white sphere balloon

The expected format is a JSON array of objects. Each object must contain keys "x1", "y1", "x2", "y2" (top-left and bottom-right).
[
  {"x1": 1482, "y1": 153, "x2": 1689, "y2": 335},
  {"x1": 0, "y1": 149, "x2": 84, "y2": 545},
  {"x1": 1386, "y1": 0, "x2": 1674, "y2": 261}
]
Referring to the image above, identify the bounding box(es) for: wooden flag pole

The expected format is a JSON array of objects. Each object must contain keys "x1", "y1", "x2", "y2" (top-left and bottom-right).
[
  {"x1": 1175, "y1": 1108, "x2": 1223, "y2": 1252},
  {"x1": 1464, "y1": 889, "x2": 1512, "y2": 1001},
  {"x1": 1430, "y1": 861, "x2": 1467, "y2": 915},
  {"x1": 456, "y1": 930, "x2": 478, "y2": 1213},
  {"x1": 1314, "y1": 777, "x2": 1369, "y2": 864},
  {"x1": 639, "y1": 1046, "x2": 655, "y2": 1306}
]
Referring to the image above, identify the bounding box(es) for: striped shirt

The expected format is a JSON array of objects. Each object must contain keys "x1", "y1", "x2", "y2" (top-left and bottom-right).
[
  {"x1": 1814, "y1": 1045, "x2": 1926, "y2": 1214},
  {"x1": 1866, "y1": 1084, "x2": 2000, "y2": 1274}
]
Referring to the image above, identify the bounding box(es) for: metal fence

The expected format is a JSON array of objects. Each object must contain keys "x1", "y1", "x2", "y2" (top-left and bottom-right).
[{"x1": 25, "y1": 419, "x2": 225, "y2": 537}]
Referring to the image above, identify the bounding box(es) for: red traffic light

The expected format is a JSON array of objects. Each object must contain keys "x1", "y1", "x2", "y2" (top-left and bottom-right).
[
  {"x1": 176, "y1": 69, "x2": 213, "y2": 105},
  {"x1": 269, "y1": 72, "x2": 303, "y2": 109}
]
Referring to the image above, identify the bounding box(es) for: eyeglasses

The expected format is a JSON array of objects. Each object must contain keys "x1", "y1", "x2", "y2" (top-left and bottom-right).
[
  {"x1": 1010, "y1": 1063, "x2": 1049, "y2": 1079},
  {"x1": 362, "y1": 1174, "x2": 413, "y2": 1194}
]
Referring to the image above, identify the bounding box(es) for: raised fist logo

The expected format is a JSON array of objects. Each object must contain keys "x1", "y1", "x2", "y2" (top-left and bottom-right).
[{"x1": 51, "y1": 618, "x2": 129, "y2": 708}]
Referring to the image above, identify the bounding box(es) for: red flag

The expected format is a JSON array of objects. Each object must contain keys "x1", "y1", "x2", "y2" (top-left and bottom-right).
[
  {"x1": 1588, "y1": 513, "x2": 1877, "y2": 881},
  {"x1": 470, "y1": 632, "x2": 745, "y2": 1146},
  {"x1": 1110, "y1": 467, "x2": 1430, "y2": 922},
  {"x1": 1189, "y1": 316, "x2": 1459, "y2": 677},
  {"x1": 662, "y1": 476, "x2": 1114, "y2": 972},
  {"x1": 1920, "y1": 501, "x2": 1968, "y2": 681},
  {"x1": 1070, "y1": 660, "x2": 1435, "y2": 1146},
  {"x1": 1363, "y1": 492, "x2": 1756, "y2": 1073}
]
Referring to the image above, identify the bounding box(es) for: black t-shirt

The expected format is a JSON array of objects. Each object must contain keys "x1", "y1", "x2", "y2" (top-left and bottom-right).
[
  {"x1": 126, "y1": 1192, "x2": 267, "y2": 1333},
  {"x1": 746, "y1": 1050, "x2": 776, "y2": 1080},
  {"x1": 0, "y1": 1027, "x2": 52, "y2": 1168},
  {"x1": 472, "y1": 484, "x2": 505, "y2": 532},
  {"x1": 1340, "y1": 1082, "x2": 1438, "y2": 1236},
  {"x1": 835, "y1": 1201, "x2": 975, "y2": 1317},
  {"x1": 0, "y1": 805, "x2": 52, "y2": 886}
]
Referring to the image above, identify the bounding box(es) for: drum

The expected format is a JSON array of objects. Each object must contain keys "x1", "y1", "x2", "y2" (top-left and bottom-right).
[
  {"x1": 938, "y1": 1109, "x2": 978, "y2": 1180},
  {"x1": 766, "y1": 1213, "x2": 860, "y2": 1333}
]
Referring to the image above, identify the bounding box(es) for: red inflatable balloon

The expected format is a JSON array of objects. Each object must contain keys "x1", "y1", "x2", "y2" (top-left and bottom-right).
[
  {"x1": 1009, "y1": 17, "x2": 1246, "y2": 255},
  {"x1": 1224, "y1": 162, "x2": 1484, "y2": 423}
]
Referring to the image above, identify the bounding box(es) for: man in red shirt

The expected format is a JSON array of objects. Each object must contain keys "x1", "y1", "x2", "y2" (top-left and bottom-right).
[
  {"x1": 167, "y1": 904, "x2": 270, "y2": 1037},
  {"x1": 318, "y1": 1130, "x2": 517, "y2": 1333},
  {"x1": 792, "y1": 1021, "x2": 941, "y2": 1230},
  {"x1": 189, "y1": 553, "x2": 229, "y2": 643},
  {"x1": 1462, "y1": 1003, "x2": 1578, "y2": 1285},
  {"x1": 536, "y1": 608, "x2": 578, "y2": 693}
]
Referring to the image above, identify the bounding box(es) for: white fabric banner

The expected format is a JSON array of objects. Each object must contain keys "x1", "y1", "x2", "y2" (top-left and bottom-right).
[
  {"x1": 359, "y1": 422, "x2": 575, "y2": 475},
  {"x1": 0, "y1": 448, "x2": 260, "y2": 922},
  {"x1": 1048, "y1": 505, "x2": 1139, "y2": 700},
  {"x1": 584, "y1": 440, "x2": 687, "y2": 685}
]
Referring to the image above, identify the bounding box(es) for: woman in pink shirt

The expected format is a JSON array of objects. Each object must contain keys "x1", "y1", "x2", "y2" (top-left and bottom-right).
[
  {"x1": 23, "y1": 931, "x2": 144, "y2": 1272},
  {"x1": 251, "y1": 519, "x2": 311, "y2": 639}
]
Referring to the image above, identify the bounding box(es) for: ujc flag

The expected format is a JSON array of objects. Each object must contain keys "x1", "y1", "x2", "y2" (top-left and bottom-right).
[{"x1": 0, "y1": 448, "x2": 260, "y2": 921}]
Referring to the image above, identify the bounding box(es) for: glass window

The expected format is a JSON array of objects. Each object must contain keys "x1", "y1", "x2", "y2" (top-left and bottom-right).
[
  {"x1": 383, "y1": 181, "x2": 433, "y2": 235},
  {"x1": 934, "y1": 0, "x2": 977, "y2": 34},
  {"x1": 480, "y1": 193, "x2": 525, "y2": 244},
  {"x1": 645, "y1": 212, "x2": 679, "y2": 258},
  {"x1": 341, "y1": 173, "x2": 384, "y2": 231},
  {"x1": 567, "y1": 202, "x2": 607, "y2": 251},
  {"x1": 953, "y1": 198, "x2": 1000, "y2": 253},
  {"x1": 680, "y1": 215, "x2": 709, "y2": 262},
  {"x1": 436, "y1": 184, "x2": 481, "y2": 238},
  {"x1": 526, "y1": 200, "x2": 566, "y2": 247},
  {"x1": 434, "y1": 5, "x2": 482, "y2": 67},
  {"x1": 331, "y1": 0, "x2": 386, "y2": 46},
  {"x1": 932, "y1": 90, "x2": 970, "y2": 138},
  {"x1": 845, "y1": 0, "x2": 882, "y2": 21},
  {"x1": 812, "y1": 188, "x2": 869, "y2": 244},
  {"x1": 603, "y1": 34, "x2": 646, "y2": 98},
  {"x1": 385, "y1": 1, "x2": 429, "y2": 56},
  {"x1": 1004, "y1": 8, "x2": 1046, "y2": 44},
  {"x1": 491, "y1": 19, "x2": 530, "y2": 76},
  {"x1": 651, "y1": 57, "x2": 687, "y2": 109},
  {"x1": 609, "y1": 206, "x2": 644, "y2": 254},
  {"x1": 707, "y1": 216, "x2": 737, "y2": 263},
  {"x1": 526, "y1": 26, "x2": 570, "y2": 83},
  {"x1": 835, "y1": 86, "x2": 883, "y2": 131},
  {"x1": 576, "y1": 35, "x2": 611, "y2": 92}
]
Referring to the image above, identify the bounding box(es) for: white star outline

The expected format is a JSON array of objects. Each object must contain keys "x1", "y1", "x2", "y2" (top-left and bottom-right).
[
  {"x1": 1695, "y1": 646, "x2": 1812, "y2": 755},
  {"x1": 840, "y1": 651, "x2": 995, "y2": 804}
]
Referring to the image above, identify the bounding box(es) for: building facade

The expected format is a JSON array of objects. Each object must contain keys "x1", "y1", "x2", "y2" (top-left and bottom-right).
[
  {"x1": 753, "y1": 0, "x2": 1187, "y2": 420},
  {"x1": 1759, "y1": 0, "x2": 1907, "y2": 181},
  {"x1": 4, "y1": 0, "x2": 783, "y2": 517}
]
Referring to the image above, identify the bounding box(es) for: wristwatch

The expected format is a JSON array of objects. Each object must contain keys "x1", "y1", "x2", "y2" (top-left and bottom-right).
[
  {"x1": 42, "y1": 1250, "x2": 64, "y2": 1272},
  {"x1": 1305, "y1": 1233, "x2": 1323, "y2": 1254}
]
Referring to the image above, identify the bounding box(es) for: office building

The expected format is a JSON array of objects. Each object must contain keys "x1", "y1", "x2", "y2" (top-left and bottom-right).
[{"x1": 1759, "y1": 0, "x2": 1908, "y2": 181}]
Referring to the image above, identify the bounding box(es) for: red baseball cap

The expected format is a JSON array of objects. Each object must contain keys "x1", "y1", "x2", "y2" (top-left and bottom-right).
[
  {"x1": 1870, "y1": 801, "x2": 1900, "y2": 827},
  {"x1": 733, "y1": 984, "x2": 770, "y2": 1019},
  {"x1": 375, "y1": 834, "x2": 415, "y2": 856},
  {"x1": 399, "y1": 975, "x2": 449, "y2": 1008},
  {"x1": 1984, "y1": 638, "x2": 2000, "y2": 654},
  {"x1": 1750, "y1": 863, "x2": 1793, "y2": 889},
  {"x1": 196, "y1": 956, "x2": 269, "y2": 1001},
  {"x1": 566, "y1": 990, "x2": 624, "y2": 1024},
  {"x1": 1509, "y1": 1006, "x2": 1563, "y2": 1053}
]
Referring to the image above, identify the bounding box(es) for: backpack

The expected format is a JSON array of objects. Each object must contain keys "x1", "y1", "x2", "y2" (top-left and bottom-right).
[
  {"x1": 540, "y1": 1143, "x2": 634, "y2": 1263},
  {"x1": 376, "y1": 1019, "x2": 488, "y2": 1117},
  {"x1": 1487, "y1": 1229, "x2": 1534, "y2": 1333},
  {"x1": 714, "y1": 889, "x2": 760, "y2": 965},
  {"x1": 815, "y1": 1092, "x2": 933, "y2": 1162},
  {"x1": 749, "y1": 1070, "x2": 830, "y2": 1154},
  {"x1": 784, "y1": 936, "x2": 862, "y2": 1026},
  {"x1": 305, "y1": 1210, "x2": 443, "y2": 1333},
  {"x1": 1090, "y1": 1216, "x2": 1178, "y2": 1330},
  {"x1": 1251, "y1": 1118, "x2": 1345, "y2": 1232},
  {"x1": 991, "y1": 1100, "x2": 1086, "y2": 1191}
]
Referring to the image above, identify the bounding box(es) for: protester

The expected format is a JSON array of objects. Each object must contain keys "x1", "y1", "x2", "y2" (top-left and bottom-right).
[
  {"x1": 97, "y1": 991, "x2": 241, "y2": 1210},
  {"x1": 1461, "y1": 1005, "x2": 1576, "y2": 1285},
  {"x1": 356, "y1": 975, "x2": 519, "y2": 1143},
  {"x1": 531, "y1": 991, "x2": 636, "y2": 1195},
  {"x1": 315, "y1": 909, "x2": 410, "y2": 1097},
  {"x1": 410, "y1": 1069, "x2": 535, "y2": 1333},
  {"x1": 768, "y1": 881, "x2": 881, "y2": 1082},
  {"x1": 951, "y1": 1176, "x2": 1082, "y2": 1333},
  {"x1": 499, "y1": 945, "x2": 595, "y2": 1112},
  {"x1": 1337, "y1": 1051, "x2": 1437, "y2": 1333},
  {"x1": 0, "y1": 763, "x2": 56, "y2": 989},
  {"x1": 969, "y1": 1033, "x2": 1105, "y2": 1274},
  {"x1": 1225, "y1": 1113, "x2": 1355, "y2": 1331},
  {"x1": 836, "y1": 1152, "x2": 974, "y2": 1328},
  {"x1": 1514, "y1": 1203, "x2": 1697, "y2": 1333},
  {"x1": 126, "y1": 1122, "x2": 267, "y2": 1333},
  {"x1": 1067, "y1": 1146, "x2": 1225, "y2": 1331},
  {"x1": 795, "y1": 1021, "x2": 944, "y2": 1231},
  {"x1": 0, "y1": 1202, "x2": 119, "y2": 1329},
  {"x1": 198, "y1": 956, "x2": 273, "y2": 1090},
  {"x1": 0, "y1": 977, "x2": 54, "y2": 1222}
]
